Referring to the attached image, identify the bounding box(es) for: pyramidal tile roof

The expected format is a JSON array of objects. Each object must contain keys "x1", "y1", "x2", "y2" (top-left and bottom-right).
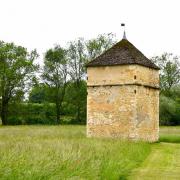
[{"x1": 86, "y1": 39, "x2": 160, "y2": 70}]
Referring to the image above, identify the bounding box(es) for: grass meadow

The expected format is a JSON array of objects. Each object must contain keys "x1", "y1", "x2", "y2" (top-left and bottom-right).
[{"x1": 0, "y1": 126, "x2": 179, "y2": 180}]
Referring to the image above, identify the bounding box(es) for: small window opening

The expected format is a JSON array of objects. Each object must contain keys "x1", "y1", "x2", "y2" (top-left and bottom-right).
[
  {"x1": 134, "y1": 90, "x2": 136, "y2": 94},
  {"x1": 134, "y1": 75, "x2": 136, "y2": 79}
]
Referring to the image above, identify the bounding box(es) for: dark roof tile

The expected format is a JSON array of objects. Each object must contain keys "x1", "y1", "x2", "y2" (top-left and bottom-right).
[{"x1": 86, "y1": 39, "x2": 160, "y2": 70}]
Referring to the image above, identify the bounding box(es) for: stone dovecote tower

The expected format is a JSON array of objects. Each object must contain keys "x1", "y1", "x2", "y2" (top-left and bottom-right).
[{"x1": 86, "y1": 37, "x2": 160, "y2": 142}]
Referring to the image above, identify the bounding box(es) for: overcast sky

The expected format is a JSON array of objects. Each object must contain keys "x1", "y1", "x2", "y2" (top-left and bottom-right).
[{"x1": 1, "y1": 0, "x2": 180, "y2": 62}]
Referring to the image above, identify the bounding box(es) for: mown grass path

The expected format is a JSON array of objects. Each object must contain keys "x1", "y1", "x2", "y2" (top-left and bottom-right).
[{"x1": 129, "y1": 142, "x2": 180, "y2": 180}]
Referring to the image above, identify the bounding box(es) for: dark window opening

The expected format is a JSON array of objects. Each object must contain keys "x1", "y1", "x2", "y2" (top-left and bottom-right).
[
  {"x1": 134, "y1": 75, "x2": 136, "y2": 79},
  {"x1": 134, "y1": 90, "x2": 136, "y2": 94}
]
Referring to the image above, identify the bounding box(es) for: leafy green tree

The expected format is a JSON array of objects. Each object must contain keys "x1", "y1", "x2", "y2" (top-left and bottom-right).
[
  {"x1": 159, "y1": 95, "x2": 176, "y2": 125},
  {"x1": 67, "y1": 33, "x2": 116, "y2": 122},
  {"x1": 86, "y1": 33, "x2": 116, "y2": 60},
  {"x1": 42, "y1": 45, "x2": 68, "y2": 124},
  {"x1": 151, "y1": 53, "x2": 180, "y2": 92},
  {"x1": 67, "y1": 38, "x2": 87, "y2": 121},
  {"x1": 64, "y1": 80, "x2": 87, "y2": 123},
  {"x1": 29, "y1": 83, "x2": 48, "y2": 103},
  {"x1": 152, "y1": 53, "x2": 180, "y2": 125},
  {"x1": 0, "y1": 41, "x2": 38, "y2": 125},
  {"x1": 160, "y1": 94, "x2": 180, "y2": 125}
]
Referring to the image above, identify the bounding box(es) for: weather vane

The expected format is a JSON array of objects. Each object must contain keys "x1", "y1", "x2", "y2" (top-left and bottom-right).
[{"x1": 121, "y1": 23, "x2": 127, "y2": 39}]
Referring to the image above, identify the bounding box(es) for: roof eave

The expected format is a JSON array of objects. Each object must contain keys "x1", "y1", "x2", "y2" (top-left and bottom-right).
[{"x1": 86, "y1": 63, "x2": 160, "y2": 70}]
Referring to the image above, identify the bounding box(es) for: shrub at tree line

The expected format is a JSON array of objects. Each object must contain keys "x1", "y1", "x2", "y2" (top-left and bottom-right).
[
  {"x1": 160, "y1": 87, "x2": 180, "y2": 125},
  {"x1": 0, "y1": 36, "x2": 180, "y2": 125},
  {"x1": 5, "y1": 81, "x2": 87, "y2": 125}
]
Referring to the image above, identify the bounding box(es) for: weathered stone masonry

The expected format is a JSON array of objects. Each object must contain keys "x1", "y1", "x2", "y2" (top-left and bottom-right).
[{"x1": 86, "y1": 39, "x2": 160, "y2": 142}]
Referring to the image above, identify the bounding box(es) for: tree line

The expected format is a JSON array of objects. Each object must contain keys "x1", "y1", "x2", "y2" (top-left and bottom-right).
[
  {"x1": 0, "y1": 34, "x2": 180, "y2": 125},
  {"x1": 0, "y1": 34, "x2": 116, "y2": 125},
  {"x1": 152, "y1": 53, "x2": 180, "y2": 125}
]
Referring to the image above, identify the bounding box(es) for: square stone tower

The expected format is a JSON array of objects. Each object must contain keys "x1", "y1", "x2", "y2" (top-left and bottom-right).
[{"x1": 86, "y1": 38, "x2": 160, "y2": 142}]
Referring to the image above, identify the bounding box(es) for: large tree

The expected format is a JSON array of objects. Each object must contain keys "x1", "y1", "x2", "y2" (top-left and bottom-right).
[
  {"x1": 151, "y1": 53, "x2": 180, "y2": 92},
  {"x1": 42, "y1": 45, "x2": 68, "y2": 124},
  {"x1": 67, "y1": 38, "x2": 86, "y2": 122},
  {"x1": 86, "y1": 33, "x2": 116, "y2": 60},
  {"x1": 0, "y1": 41, "x2": 38, "y2": 125},
  {"x1": 67, "y1": 33, "x2": 116, "y2": 122}
]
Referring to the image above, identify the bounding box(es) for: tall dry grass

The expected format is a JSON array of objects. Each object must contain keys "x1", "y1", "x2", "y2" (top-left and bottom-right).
[{"x1": 0, "y1": 125, "x2": 151, "y2": 179}]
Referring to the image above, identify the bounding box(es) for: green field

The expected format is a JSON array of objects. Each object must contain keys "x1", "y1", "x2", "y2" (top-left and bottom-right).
[
  {"x1": 129, "y1": 126, "x2": 180, "y2": 180},
  {"x1": 0, "y1": 126, "x2": 179, "y2": 180}
]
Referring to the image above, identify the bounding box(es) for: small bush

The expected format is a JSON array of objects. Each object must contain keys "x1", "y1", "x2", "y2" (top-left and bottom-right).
[{"x1": 7, "y1": 103, "x2": 56, "y2": 125}]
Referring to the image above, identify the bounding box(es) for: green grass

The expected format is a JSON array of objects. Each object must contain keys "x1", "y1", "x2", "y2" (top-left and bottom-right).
[
  {"x1": 0, "y1": 125, "x2": 180, "y2": 179},
  {"x1": 129, "y1": 126, "x2": 180, "y2": 179},
  {"x1": 129, "y1": 143, "x2": 180, "y2": 179},
  {"x1": 159, "y1": 126, "x2": 180, "y2": 143},
  {"x1": 0, "y1": 125, "x2": 151, "y2": 180}
]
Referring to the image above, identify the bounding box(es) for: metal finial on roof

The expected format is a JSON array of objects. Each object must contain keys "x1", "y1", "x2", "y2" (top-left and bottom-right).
[
  {"x1": 121, "y1": 23, "x2": 127, "y2": 39},
  {"x1": 123, "y1": 31, "x2": 127, "y2": 39}
]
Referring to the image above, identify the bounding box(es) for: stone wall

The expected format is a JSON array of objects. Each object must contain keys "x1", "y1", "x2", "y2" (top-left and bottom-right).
[
  {"x1": 87, "y1": 65, "x2": 159, "y2": 87},
  {"x1": 135, "y1": 86, "x2": 159, "y2": 141},
  {"x1": 87, "y1": 65, "x2": 159, "y2": 142}
]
